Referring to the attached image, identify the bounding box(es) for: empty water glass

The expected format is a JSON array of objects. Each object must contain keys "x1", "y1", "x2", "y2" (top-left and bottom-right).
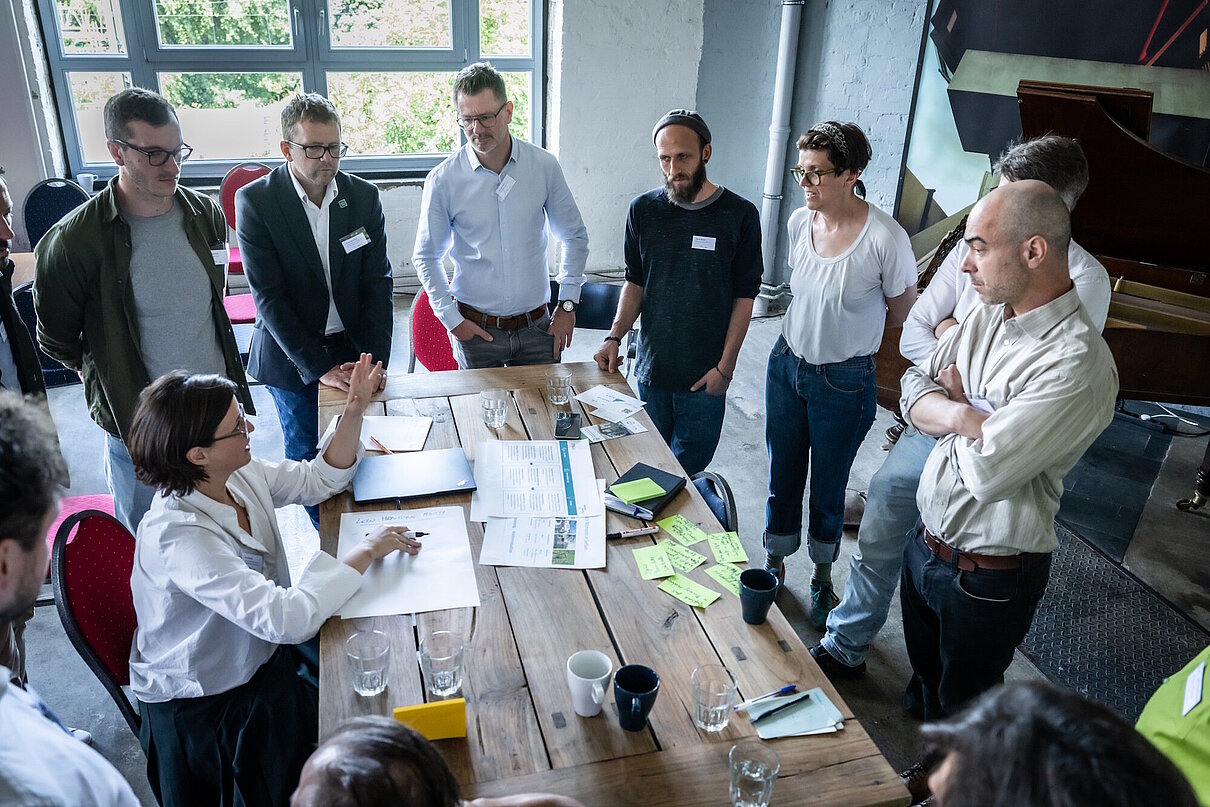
[
  {"x1": 481, "y1": 389, "x2": 508, "y2": 429},
  {"x1": 691, "y1": 664, "x2": 737, "y2": 732},
  {"x1": 418, "y1": 630, "x2": 465, "y2": 697},
  {"x1": 729, "y1": 740, "x2": 780, "y2": 807},
  {"x1": 345, "y1": 630, "x2": 390, "y2": 697},
  {"x1": 545, "y1": 367, "x2": 572, "y2": 406}
]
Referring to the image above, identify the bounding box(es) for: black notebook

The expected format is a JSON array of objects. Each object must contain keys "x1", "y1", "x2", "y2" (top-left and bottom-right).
[{"x1": 608, "y1": 462, "x2": 687, "y2": 516}]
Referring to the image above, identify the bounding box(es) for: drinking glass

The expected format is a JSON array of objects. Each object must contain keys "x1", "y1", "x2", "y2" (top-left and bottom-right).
[
  {"x1": 418, "y1": 630, "x2": 465, "y2": 697},
  {"x1": 691, "y1": 664, "x2": 737, "y2": 732},
  {"x1": 729, "y1": 740, "x2": 780, "y2": 807},
  {"x1": 345, "y1": 630, "x2": 390, "y2": 697},
  {"x1": 545, "y1": 367, "x2": 572, "y2": 406},
  {"x1": 480, "y1": 389, "x2": 508, "y2": 429}
]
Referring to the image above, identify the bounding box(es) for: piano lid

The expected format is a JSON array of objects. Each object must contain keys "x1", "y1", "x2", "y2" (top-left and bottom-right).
[{"x1": 1018, "y1": 80, "x2": 1210, "y2": 274}]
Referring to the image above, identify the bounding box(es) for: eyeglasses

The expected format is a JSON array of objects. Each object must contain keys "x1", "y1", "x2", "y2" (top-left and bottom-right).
[
  {"x1": 286, "y1": 140, "x2": 349, "y2": 160},
  {"x1": 209, "y1": 406, "x2": 249, "y2": 444},
  {"x1": 112, "y1": 139, "x2": 193, "y2": 166},
  {"x1": 455, "y1": 102, "x2": 508, "y2": 130},
  {"x1": 790, "y1": 166, "x2": 837, "y2": 186}
]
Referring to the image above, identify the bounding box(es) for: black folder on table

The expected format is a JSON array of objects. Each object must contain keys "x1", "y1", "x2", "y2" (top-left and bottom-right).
[
  {"x1": 607, "y1": 462, "x2": 687, "y2": 516},
  {"x1": 351, "y1": 448, "x2": 476, "y2": 503}
]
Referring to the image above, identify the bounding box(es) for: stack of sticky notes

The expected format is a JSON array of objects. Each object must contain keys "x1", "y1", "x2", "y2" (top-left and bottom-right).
[
  {"x1": 394, "y1": 698, "x2": 467, "y2": 740},
  {"x1": 610, "y1": 477, "x2": 665, "y2": 504}
]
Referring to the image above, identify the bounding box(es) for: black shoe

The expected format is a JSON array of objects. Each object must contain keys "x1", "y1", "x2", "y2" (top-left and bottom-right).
[
  {"x1": 808, "y1": 643, "x2": 867, "y2": 680},
  {"x1": 900, "y1": 760, "x2": 935, "y2": 804}
]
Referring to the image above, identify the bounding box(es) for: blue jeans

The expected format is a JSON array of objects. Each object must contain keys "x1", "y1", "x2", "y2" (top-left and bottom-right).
[
  {"x1": 900, "y1": 527, "x2": 1051, "y2": 720},
  {"x1": 452, "y1": 310, "x2": 557, "y2": 368},
  {"x1": 636, "y1": 380, "x2": 727, "y2": 477},
  {"x1": 821, "y1": 426, "x2": 936, "y2": 666},
  {"x1": 266, "y1": 383, "x2": 320, "y2": 529},
  {"x1": 105, "y1": 433, "x2": 156, "y2": 534},
  {"x1": 763, "y1": 336, "x2": 876, "y2": 563}
]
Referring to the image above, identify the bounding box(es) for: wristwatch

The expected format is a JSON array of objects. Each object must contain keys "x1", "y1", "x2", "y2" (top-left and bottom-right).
[{"x1": 559, "y1": 299, "x2": 578, "y2": 313}]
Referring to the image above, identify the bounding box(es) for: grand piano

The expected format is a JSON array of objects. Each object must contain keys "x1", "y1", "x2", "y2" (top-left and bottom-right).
[{"x1": 875, "y1": 80, "x2": 1210, "y2": 510}]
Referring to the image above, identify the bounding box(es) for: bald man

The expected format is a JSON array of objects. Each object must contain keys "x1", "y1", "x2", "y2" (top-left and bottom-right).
[{"x1": 895, "y1": 180, "x2": 1117, "y2": 724}]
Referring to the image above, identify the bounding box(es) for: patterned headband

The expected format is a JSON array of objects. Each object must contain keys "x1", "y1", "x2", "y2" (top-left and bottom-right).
[{"x1": 809, "y1": 122, "x2": 851, "y2": 163}]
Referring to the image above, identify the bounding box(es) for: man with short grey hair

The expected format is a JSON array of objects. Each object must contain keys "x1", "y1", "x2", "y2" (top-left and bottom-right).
[
  {"x1": 413, "y1": 61, "x2": 589, "y2": 368},
  {"x1": 34, "y1": 87, "x2": 252, "y2": 533}
]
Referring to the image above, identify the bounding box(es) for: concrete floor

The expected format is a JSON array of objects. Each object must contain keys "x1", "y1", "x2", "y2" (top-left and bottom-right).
[{"x1": 26, "y1": 293, "x2": 1206, "y2": 803}]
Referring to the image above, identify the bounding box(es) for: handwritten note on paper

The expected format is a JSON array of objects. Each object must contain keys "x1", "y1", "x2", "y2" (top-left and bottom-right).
[
  {"x1": 708, "y1": 531, "x2": 748, "y2": 564},
  {"x1": 658, "y1": 574, "x2": 720, "y2": 609},
  {"x1": 705, "y1": 563, "x2": 743, "y2": 597},
  {"x1": 656, "y1": 514, "x2": 710, "y2": 546},
  {"x1": 659, "y1": 539, "x2": 707, "y2": 573},
  {"x1": 633, "y1": 544, "x2": 675, "y2": 580}
]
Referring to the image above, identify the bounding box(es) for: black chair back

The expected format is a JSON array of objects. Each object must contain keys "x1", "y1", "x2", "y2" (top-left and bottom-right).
[
  {"x1": 22, "y1": 179, "x2": 89, "y2": 249},
  {"x1": 12, "y1": 281, "x2": 78, "y2": 387}
]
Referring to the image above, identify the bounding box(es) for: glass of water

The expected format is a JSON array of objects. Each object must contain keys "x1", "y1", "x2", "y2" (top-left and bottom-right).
[
  {"x1": 345, "y1": 630, "x2": 390, "y2": 697},
  {"x1": 480, "y1": 389, "x2": 508, "y2": 429},
  {"x1": 691, "y1": 664, "x2": 737, "y2": 732},
  {"x1": 418, "y1": 629, "x2": 465, "y2": 698},
  {"x1": 545, "y1": 367, "x2": 572, "y2": 406},
  {"x1": 729, "y1": 740, "x2": 780, "y2": 807}
]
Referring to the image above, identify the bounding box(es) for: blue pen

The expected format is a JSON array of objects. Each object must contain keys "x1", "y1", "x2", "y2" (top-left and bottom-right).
[
  {"x1": 603, "y1": 494, "x2": 654, "y2": 520},
  {"x1": 734, "y1": 684, "x2": 798, "y2": 712}
]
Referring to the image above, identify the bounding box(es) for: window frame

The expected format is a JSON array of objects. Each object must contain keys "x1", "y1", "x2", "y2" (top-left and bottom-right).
[{"x1": 35, "y1": 0, "x2": 544, "y2": 181}]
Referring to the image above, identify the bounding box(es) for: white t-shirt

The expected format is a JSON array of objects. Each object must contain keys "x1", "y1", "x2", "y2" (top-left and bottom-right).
[
  {"x1": 899, "y1": 238, "x2": 1111, "y2": 366},
  {"x1": 781, "y1": 203, "x2": 917, "y2": 365}
]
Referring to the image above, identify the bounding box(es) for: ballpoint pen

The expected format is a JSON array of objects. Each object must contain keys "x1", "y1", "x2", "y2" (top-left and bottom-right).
[
  {"x1": 603, "y1": 494, "x2": 654, "y2": 520},
  {"x1": 606, "y1": 526, "x2": 659, "y2": 540},
  {"x1": 734, "y1": 684, "x2": 798, "y2": 712},
  {"x1": 751, "y1": 691, "x2": 811, "y2": 723}
]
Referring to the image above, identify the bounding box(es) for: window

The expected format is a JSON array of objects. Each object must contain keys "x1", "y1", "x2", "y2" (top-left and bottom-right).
[{"x1": 37, "y1": 0, "x2": 542, "y2": 179}]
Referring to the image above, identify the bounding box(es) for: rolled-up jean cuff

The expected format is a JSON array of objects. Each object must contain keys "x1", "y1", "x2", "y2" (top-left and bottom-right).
[
  {"x1": 763, "y1": 530, "x2": 801, "y2": 558},
  {"x1": 807, "y1": 535, "x2": 842, "y2": 564}
]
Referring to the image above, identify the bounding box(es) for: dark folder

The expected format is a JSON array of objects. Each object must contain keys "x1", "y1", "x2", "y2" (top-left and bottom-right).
[
  {"x1": 351, "y1": 448, "x2": 477, "y2": 503},
  {"x1": 608, "y1": 462, "x2": 687, "y2": 516}
]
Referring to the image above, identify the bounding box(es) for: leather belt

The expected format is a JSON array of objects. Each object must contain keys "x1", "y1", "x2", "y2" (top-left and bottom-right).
[
  {"x1": 922, "y1": 529, "x2": 1047, "y2": 572},
  {"x1": 456, "y1": 301, "x2": 547, "y2": 332}
]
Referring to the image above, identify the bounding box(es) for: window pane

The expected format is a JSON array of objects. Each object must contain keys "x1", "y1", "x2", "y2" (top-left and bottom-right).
[
  {"x1": 68, "y1": 72, "x2": 133, "y2": 163},
  {"x1": 327, "y1": 72, "x2": 459, "y2": 155},
  {"x1": 55, "y1": 0, "x2": 127, "y2": 55},
  {"x1": 502, "y1": 71, "x2": 531, "y2": 143},
  {"x1": 155, "y1": 0, "x2": 291, "y2": 47},
  {"x1": 160, "y1": 72, "x2": 302, "y2": 159},
  {"x1": 481, "y1": 0, "x2": 529, "y2": 57},
  {"x1": 328, "y1": 0, "x2": 451, "y2": 48}
]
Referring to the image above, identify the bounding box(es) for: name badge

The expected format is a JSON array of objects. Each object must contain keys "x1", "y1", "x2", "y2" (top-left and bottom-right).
[
  {"x1": 239, "y1": 550, "x2": 264, "y2": 574},
  {"x1": 210, "y1": 246, "x2": 229, "y2": 265},
  {"x1": 691, "y1": 235, "x2": 716, "y2": 251},
  {"x1": 340, "y1": 227, "x2": 370, "y2": 253},
  {"x1": 496, "y1": 175, "x2": 516, "y2": 200},
  {"x1": 1184, "y1": 661, "x2": 1205, "y2": 716}
]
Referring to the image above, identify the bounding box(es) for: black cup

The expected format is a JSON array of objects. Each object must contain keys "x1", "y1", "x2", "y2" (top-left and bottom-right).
[
  {"x1": 613, "y1": 664, "x2": 660, "y2": 731},
  {"x1": 739, "y1": 568, "x2": 779, "y2": 625}
]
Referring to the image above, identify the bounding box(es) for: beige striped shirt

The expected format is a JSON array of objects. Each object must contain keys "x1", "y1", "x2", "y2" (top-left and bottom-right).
[{"x1": 900, "y1": 286, "x2": 1119, "y2": 555}]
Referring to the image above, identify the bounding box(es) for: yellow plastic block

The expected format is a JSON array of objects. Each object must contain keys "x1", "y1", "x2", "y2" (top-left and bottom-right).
[{"x1": 393, "y1": 698, "x2": 467, "y2": 740}]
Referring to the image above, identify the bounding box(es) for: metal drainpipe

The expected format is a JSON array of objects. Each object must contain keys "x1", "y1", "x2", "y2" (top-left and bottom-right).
[{"x1": 758, "y1": 0, "x2": 804, "y2": 301}]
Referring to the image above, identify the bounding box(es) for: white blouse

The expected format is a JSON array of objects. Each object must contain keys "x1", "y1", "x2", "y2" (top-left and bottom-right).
[{"x1": 129, "y1": 454, "x2": 362, "y2": 703}]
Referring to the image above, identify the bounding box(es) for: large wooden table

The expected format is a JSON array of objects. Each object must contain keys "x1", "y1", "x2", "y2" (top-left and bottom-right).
[{"x1": 317, "y1": 363, "x2": 908, "y2": 807}]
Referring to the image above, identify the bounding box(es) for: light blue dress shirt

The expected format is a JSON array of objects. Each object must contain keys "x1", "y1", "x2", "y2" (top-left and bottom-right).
[{"x1": 412, "y1": 136, "x2": 589, "y2": 330}]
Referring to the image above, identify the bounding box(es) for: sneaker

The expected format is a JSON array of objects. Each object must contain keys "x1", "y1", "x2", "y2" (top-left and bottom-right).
[
  {"x1": 69, "y1": 727, "x2": 93, "y2": 746},
  {"x1": 808, "y1": 643, "x2": 867, "y2": 680},
  {"x1": 808, "y1": 578, "x2": 839, "y2": 629},
  {"x1": 900, "y1": 760, "x2": 935, "y2": 804}
]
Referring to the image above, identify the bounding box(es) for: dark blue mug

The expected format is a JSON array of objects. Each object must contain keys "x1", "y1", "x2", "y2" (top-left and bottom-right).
[
  {"x1": 739, "y1": 569, "x2": 779, "y2": 625},
  {"x1": 613, "y1": 664, "x2": 660, "y2": 732}
]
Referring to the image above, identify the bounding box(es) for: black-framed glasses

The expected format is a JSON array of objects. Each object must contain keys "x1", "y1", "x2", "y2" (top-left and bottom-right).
[
  {"x1": 455, "y1": 101, "x2": 508, "y2": 130},
  {"x1": 209, "y1": 406, "x2": 249, "y2": 444},
  {"x1": 286, "y1": 140, "x2": 349, "y2": 160},
  {"x1": 790, "y1": 166, "x2": 837, "y2": 186},
  {"x1": 112, "y1": 139, "x2": 193, "y2": 166}
]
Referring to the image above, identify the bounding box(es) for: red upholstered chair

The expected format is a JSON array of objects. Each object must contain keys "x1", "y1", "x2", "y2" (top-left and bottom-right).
[
  {"x1": 43, "y1": 494, "x2": 115, "y2": 581},
  {"x1": 218, "y1": 162, "x2": 272, "y2": 325},
  {"x1": 408, "y1": 292, "x2": 459, "y2": 372},
  {"x1": 51, "y1": 511, "x2": 141, "y2": 736}
]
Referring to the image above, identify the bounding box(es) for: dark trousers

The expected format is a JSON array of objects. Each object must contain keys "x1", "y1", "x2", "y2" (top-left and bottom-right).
[
  {"x1": 139, "y1": 641, "x2": 320, "y2": 807},
  {"x1": 899, "y1": 528, "x2": 1051, "y2": 721}
]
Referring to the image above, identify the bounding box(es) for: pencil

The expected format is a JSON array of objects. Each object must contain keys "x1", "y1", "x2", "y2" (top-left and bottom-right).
[{"x1": 369, "y1": 436, "x2": 394, "y2": 454}]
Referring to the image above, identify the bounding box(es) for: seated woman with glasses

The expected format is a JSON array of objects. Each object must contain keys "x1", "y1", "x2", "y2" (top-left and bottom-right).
[
  {"x1": 762, "y1": 120, "x2": 917, "y2": 626},
  {"x1": 126, "y1": 355, "x2": 421, "y2": 807}
]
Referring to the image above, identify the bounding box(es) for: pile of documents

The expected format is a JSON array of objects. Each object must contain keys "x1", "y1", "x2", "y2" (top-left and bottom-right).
[
  {"x1": 574, "y1": 386, "x2": 649, "y2": 443},
  {"x1": 631, "y1": 513, "x2": 750, "y2": 610}
]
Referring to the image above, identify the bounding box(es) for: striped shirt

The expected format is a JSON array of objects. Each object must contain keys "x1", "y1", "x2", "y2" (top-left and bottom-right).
[{"x1": 900, "y1": 286, "x2": 1118, "y2": 555}]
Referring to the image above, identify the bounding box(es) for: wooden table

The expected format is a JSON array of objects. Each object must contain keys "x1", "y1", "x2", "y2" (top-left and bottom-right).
[
  {"x1": 10, "y1": 253, "x2": 35, "y2": 288},
  {"x1": 317, "y1": 363, "x2": 908, "y2": 807}
]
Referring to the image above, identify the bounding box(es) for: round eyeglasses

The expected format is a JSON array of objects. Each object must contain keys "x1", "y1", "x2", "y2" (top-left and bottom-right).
[
  {"x1": 790, "y1": 166, "x2": 837, "y2": 186},
  {"x1": 209, "y1": 406, "x2": 249, "y2": 444},
  {"x1": 112, "y1": 139, "x2": 194, "y2": 167}
]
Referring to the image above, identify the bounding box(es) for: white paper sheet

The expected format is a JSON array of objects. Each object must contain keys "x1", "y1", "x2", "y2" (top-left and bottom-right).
[
  {"x1": 318, "y1": 414, "x2": 433, "y2": 452},
  {"x1": 336, "y1": 506, "x2": 481, "y2": 618},
  {"x1": 480, "y1": 480, "x2": 606, "y2": 568},
  {"x1": 474, "y1": 440, "x2": 602, "y2": 517},
  {"x1": 582, "y1": 417, "x2": 647, "y2": 443},
  {"x1": 575, "y1": 385, "x2": 643, "y2": 410}
]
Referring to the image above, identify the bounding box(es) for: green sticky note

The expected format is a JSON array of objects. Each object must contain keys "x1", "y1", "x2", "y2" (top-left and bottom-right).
[
  {"x1": 610, "y1": 477, "x2": 665, "y2": 504},
  {"x1": 708, "y1": 531, "x2": 748, "y2": 564},
  {"x1": 705, "y1": 563, "x2": 743, "y2": 597},
  {"x1": 659, "y1": 539, "x2": 707, "y2": 573},
  {"x1": 658, "y1": 574, "x2": 721, "y2": 609},
  {"x1": 633, "y1": 544, "x2": 674, "y2": 580},
  {"x1": 656, "y1": 514, "x2": 710, "y2": 546}
]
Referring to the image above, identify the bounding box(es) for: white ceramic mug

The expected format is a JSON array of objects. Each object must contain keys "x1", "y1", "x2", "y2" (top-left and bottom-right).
[
  {"x1": 566, "y1": 650, "x2": 612, "y2": 717},
  {"x1": 76, "y1": 173, "x2": 97, "y2": 194}
]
